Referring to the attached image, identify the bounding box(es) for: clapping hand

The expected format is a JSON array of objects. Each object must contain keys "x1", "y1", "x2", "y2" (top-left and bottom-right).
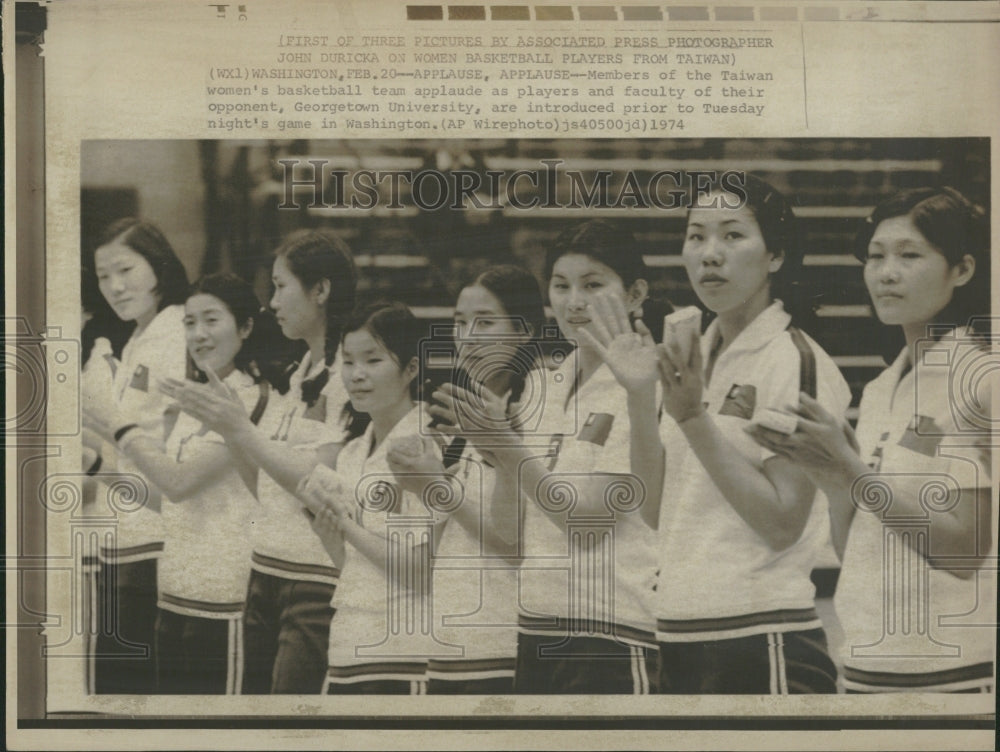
[
  {"x1": 657, "y1": 323, "x2": 705, "y2": 424},
  {"x1": 298, "y1": 467, "x2": 352, "y2": 564},
  {"x1": 159, "y1": 365, "x2": 248, "y2": 435},
  {"x1": 81, "y1": 341, "x2": 117, "y2": 414},
  {"x1": 307, "y1": 504, "x2": 347, "y2": 565},
  {"x1": 744, "y1": 393, "x2": 862, "y2": 488},
  {"x1": 430, "y1": 380, "x2": 511, "y2": 443},
  {"x1": 297, "y1": 464, "x2": 353, "y2": 519},
  {"x1": 387, "y1": 435, "x2": 447, "y2": 497}
]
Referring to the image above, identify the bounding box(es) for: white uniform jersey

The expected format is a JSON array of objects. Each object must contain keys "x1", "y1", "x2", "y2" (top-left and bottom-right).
[
  {"x1": 517, "y1": 358, "x2": 660, "y2": 645},
  {"x1": 836, "y1": 332, "x2": 996, "y2": 692},
  {"x1": 655, "y1": 301, "x2": 852, "y2": 642},
  {"x1": 159, "y1": 370, "x2": 271, "y2": 619},
  {"x1": 427, "y1": 441, "x2": 518, "y2": 682},
  {"x1": 101, "y1": 304, "x2": 187, "y2": 564},
  {"x1": 326, "y1": 406, "x2": 438, "y2": 684},
  {"x1": 251, "y1": 351, "x2": 350, "y2": 585}
]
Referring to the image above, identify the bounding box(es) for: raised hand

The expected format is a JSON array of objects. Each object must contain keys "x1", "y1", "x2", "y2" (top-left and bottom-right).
[
  {"x1": 81, "y1": 344, "x2": 117, "y2": 411},
  {"x1": 575, "y1": 292, "x2": 660, "y2": 394},
  {"x1": 657, "y1": 324, "x2": 705, "y2": 424}
]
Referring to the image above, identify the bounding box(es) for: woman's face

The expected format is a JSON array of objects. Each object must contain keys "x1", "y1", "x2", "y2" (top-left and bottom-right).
[
  {"x1": 454, "y1": 284, "x2": 531, "y2": 381},
  {"x1": 270, "y1": 255, "x2": 323, "y2": 341},
  {"x1": 863, "y1": 214, "x2": 970, "y2": 328},
  {"x1": 341, "y1": 328, "x2": 415, "y2": 416},
  {"x1": 183, "y1": 293, "x2": 249, "y2": 379},
  {"x1": 548, "y1": 254, "x2": 636, "y2": 345},
  {"x1": 682, "y1": 199, "x2": 778, "y2": 317},
  {"x1": 94, "y1": 241, "x2": 161, "y2": 326}
]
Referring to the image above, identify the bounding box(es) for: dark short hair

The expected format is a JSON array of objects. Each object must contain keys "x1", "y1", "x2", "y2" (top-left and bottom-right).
[
  {"x1": 466, "y1": 264, "x2": 549, "y2": 399},
  {"x1": 543, "y1": 219, "x2": 672, "y2": 341},
  {"x1": 187, "y1": 273, "x2": 270, "y2": 381},
  {"x1": 472, "y1": 264, "x2": 547, "y2": 342},
  {"x1": 341, "y1": 301, "x2": 421, "y2": 400},
  {"x1": 686, "y1": 173, "x2": 810, "y2": 323},
  {"x1": 97, "y1": 218, "x2": 190, "y2": 309},
  {"x1": 856, "y1": 186, "x2": 990, "y2": 336},
  {"x1": 544, "y1": 219, "x2": 648, "y2": 289}
]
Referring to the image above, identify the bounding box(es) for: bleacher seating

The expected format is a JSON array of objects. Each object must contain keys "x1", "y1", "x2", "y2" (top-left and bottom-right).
[{"x1": 244, "y1": 138, "x2": 991, "y2": 416}]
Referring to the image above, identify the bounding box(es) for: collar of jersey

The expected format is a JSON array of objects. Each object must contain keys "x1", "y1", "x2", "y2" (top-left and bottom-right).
[
  {"x1": 222, "y1": 367, "x2": 256, "y2": 391},
  {"x1": 357, "y1": 403, "x2": 424, "y2": 463},
  {"x1": 290, "y1": 347, "x2": 342, "y2": 391},
  {"x1": 123, "y1": 304, "x2": 185, "y2": 354},
  {"x1": 701, "y1": 299, "x2": 791, "y2": 364}
]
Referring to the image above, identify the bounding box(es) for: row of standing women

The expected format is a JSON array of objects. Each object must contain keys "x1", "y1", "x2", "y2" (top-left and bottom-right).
[{"x1": 80, "y1": 176, "x2": 995, "y2": 696}]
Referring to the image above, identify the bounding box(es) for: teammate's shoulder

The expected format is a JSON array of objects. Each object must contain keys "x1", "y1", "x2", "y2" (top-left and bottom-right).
[
  {"x1": 756, "y1": 325, "x2": 825, "y2": 367},
  {"x1": 154, "y1": 304, "x2": 187, "y2": 328},
  {"x1": 144, "y1": 305, "x2": 188, "y2": 346}
]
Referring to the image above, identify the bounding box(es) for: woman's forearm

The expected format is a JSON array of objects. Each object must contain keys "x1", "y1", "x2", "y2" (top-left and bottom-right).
[
  {"x1": 120, "y1": 435, "x2": 223, "y2": 502},
  {"x1": 837, "y1": 470, "x2": 992, "y2": 578},
  {"x1": 825, "y1": 483, "x2": 857, "y2": 561},
  {"x1": 226, "y1": 421, "x2": 334, "y2": 496},
  {"x1": 480, "y1": 466, "x2": 522, "y2": 557},
  {"x1": 489, "y1": 432, "x2": 631, "y2": 530},
  {"x1": 678, "y1": 412, "x2": 814, "y2": 550},
  {"x1": 627, "y1": 387, "x2": 665, "y2": 530},
  {"x1": 812, "y1": 455, "x2": 870, "y2": 560},
  {"x1": 341, "y1": 520, "x2": 432, "y2": 588}
]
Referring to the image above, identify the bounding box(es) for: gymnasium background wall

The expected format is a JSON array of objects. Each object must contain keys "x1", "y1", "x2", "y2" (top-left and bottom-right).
[{"x1": 80, "y1": 137, "x2": 991, "y2": 418}]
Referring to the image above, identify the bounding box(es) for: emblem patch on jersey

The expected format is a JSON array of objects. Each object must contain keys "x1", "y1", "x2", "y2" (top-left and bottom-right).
[
  {"x1": 898, "y1": 415, "x2": 943, "y2": 457},
  {"x1": 577, "y1": 412, "x2": 613, "y2": 447},
  {"x1": 868, "y1": 431, "x2": 890, "y2": 470},
  {"x1": 129, "y1": 364, "x2": 149, "y2": 392},
  {"x1": 302, "y1": 394, "x2": 327, "y2": 423},
  {"x1": 270, "y1": 408, "x2": 295, "y2": 442},
  {"x1": 546, "y1": 434, "x2": 564, "y2": 470},
  {"x1": 718, "y1": 383, "x2": 756, "y2": 420}
]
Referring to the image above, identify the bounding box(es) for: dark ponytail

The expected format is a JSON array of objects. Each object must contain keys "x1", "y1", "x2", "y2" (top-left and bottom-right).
[{"x1": 274, "y1": 229, "x2": 359, "y2": 404}]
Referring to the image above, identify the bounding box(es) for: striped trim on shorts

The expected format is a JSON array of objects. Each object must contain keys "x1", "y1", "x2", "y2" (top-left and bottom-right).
[
  {"x1": 322, "y1": 662, "x2": 429, "y2": 695},
  {"x1": 157, "y1": 595, "x2": 246, "y2": 695},
  {"x1": 843, "y1": 662, "x2": 995, "y2": 693}
]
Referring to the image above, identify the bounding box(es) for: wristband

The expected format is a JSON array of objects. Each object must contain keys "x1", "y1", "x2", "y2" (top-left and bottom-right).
[
  {"x1": 113, "y1": 423, "x2": 140, "y2": 443},
  {"x1": 677, "y1": 407, "x2": 707, "y2": 426},
  {"x1": 85, "y1": 453, "x2": 103, "y2": 476}
]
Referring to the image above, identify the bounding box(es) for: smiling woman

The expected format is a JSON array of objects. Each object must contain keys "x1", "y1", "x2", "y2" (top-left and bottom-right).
[
  {"x1": 138, "y1": 274, "x2": 279, "y2": 694},
  {"x1": 84, "y1": 272, "x2": 274, "y2": 694},
  {"x1": 418, "y1": 264, "x2": 547, "y2": 694},
  {"x1": 184, "y1": 293, "x2": 250, "y2": 379}
]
